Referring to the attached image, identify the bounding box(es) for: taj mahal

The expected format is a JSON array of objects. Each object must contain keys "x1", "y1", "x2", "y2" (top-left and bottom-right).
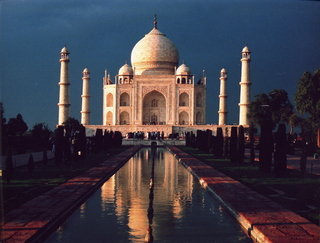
[{"x1": 57, "y1": 17, "x2": 251, "y2": 136}]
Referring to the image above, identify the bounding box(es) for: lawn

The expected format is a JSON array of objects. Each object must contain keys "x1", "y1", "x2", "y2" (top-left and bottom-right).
[{"x1": 179, "y1": 146, "x2": 320, "y2": 226}]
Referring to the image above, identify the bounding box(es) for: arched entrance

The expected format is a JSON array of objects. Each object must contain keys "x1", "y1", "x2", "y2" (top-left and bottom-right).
[
  {"x1": 143, "y1": 91, "x2": 166, "y2": 125},
  {"x1": 196, "y1": 111, "x2": 203, "y2": 125},
  {"x1": 120, "y1": 111, "x2": 129, "y2": 125},
  {"x1": 179, "y1": 111, "x2": 189, "y2": 125}
]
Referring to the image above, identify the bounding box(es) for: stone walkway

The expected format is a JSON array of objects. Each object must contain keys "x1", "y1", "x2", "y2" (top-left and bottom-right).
[
  {"x1": 1, "y1": 146, "x2": 141, "y2": 243},
  {"x1": 168, "y1": 146, "x2": 320, "y2": 243}
]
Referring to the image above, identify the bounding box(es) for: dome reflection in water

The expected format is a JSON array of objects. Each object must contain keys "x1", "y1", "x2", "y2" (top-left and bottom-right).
[{"x1": 45, "y1": 147, "x2": 252, "y2": 243}]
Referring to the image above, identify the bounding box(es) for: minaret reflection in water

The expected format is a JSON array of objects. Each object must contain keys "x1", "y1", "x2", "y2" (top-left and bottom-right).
[
  {"x1": 145, "y1": 145, "x2": 156, "y2": 242},
  {"x1": 45, "y1": 147, "x2": 251, "y2": 243}
]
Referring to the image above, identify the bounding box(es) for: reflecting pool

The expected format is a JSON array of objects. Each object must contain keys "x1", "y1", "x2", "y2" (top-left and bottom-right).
[{"x1": 45, "y1": 147, "x2": 251, "y2": 242}]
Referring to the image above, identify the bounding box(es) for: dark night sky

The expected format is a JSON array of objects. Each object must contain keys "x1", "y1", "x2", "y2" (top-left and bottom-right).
[{"x1": 1, "y1": 0, "x2": 319, "y2": 130}]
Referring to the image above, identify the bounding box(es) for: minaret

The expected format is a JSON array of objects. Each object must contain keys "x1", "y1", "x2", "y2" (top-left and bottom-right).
[
  {"x1": 218, "y1": 68, "x2": 228, "y2": 125},
  {"x1": 81, "y1": 67, "x2": 90, "y2": 125},
  {"x1": 239, "y1": 46, "x2": 251, "y2": 126},
  {"x1": 58, "y1": 46, "x2": 71, "y2": 125}
]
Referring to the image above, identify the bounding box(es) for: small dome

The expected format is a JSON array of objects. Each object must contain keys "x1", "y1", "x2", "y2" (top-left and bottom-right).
[
  {"x1": 242, "y1": 46, "x2": 250, "y2": 53},
  {"x1": 83, "y1": 67, "x2": 89, "y2": 73},
  {"x1": 118, "y1": 64, "x2": 133, "y2": 75},
  {"x1": 176, "y1": 64, "x2": 192, "y2": 75},
  {"x1": 131, "y1": 27, "x2": 179, "y2": 75},
  {"x1": 60, "y1": 46, "x2": 69, "y2": 53},
  {"x1": 220, "y1": 68, "x2": 227, "y2": 73}
]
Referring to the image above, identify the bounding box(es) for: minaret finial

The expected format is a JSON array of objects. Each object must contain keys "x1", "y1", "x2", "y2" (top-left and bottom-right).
[{"x1": 154, "y1": 14, "x2": 157, "y2": 29}]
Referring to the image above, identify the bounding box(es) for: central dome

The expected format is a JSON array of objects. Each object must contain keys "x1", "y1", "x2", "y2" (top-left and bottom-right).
[{"x1": 131, "y1": 27, "x2": 179, "y2": 75}]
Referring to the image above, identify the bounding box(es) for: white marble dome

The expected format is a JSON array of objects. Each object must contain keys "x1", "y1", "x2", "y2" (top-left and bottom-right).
[
  {"x1": 131, "y1": 27, "x2": 179, "y2": 75},
  {"x1": 176, "y1": 64, "x2": 191, "y2": 75},
  {"x1": 118, "y1": 64, "x2": 133, "y2": 75}
]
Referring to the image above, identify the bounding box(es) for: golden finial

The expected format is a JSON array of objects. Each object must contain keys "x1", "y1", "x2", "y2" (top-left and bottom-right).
[{"x1": 154, "y1": 14, "x2": 157, "y2": 29}]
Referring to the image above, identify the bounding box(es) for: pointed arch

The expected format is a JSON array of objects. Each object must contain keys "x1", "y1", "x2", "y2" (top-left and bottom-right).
[
  {"x1": 179, "y1": 111, "x2": 189, "y2": 125},
  {"x1": 179, "y1": 92, "x2": 189, "y2": 106},
  {"x1": 106, "y1": 111, "x2": 113, "y2": 125},
  {"x1": 107, "y1": 93, "x2": 113, "y2": 107},
  {"x1": 196, "y1": 112, "x2": 203, "y2": 125},
  {"x1": 143, "y1": 90, "x2": 166, "y2": 125},
  {"x1": 120, "y1": 111, "x2": 129, "y2": 125},
  {"x1": 120, "y1": 92, "x2": 130, "y2": 106},
  {"x1": 196, "y1": 93, "x2": 202, "y2": 107}
]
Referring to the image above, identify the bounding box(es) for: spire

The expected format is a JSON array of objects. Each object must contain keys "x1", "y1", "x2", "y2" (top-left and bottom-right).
[{"x1": 154, "y1": 14, "x2": 157, "y2": 29}]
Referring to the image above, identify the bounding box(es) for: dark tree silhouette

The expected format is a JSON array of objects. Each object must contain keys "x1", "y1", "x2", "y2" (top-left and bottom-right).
[
  {"x1": 54, "y1": 126, "x2": 64, "y2": 167},
  {"x1": 7, "y1": 113, "x2": 28, "y2": 137},
  {"x1": 274, "y1": 124, "x2": 287, "y2": 177},
  {"x1": 249, "y1": 123, "x2": 255, "y2": 166},
  {"x1": 294, "y1": 68, "x2": 320, "y2": 146},
  {"x1": 259, "y1": 120, "x2": 273, "y2": 173},
  {"x1": 4, "y1": 149, "x2": 13, "y2": 183},
  {"x1": 31, "y1": 122, "x2": 52, "y2": 151},
  {"x1": 237, "y1": 125, "x2": 245, "y2": 163},
  {"x1": 248, "y1": 89, "x2": 293, "y2": 129},
  {"x1": 216, "y1": 127, "x2": 224, "y2": 158},
  {"x1": 230, "y1": 127, "x2": 237, "y2": 163}
]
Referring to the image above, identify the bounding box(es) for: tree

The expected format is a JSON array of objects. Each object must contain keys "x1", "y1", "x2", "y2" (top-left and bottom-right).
[
  {"x1": 230, "y1": 127, "x2": 237, "y2": 163},
  {"x1": 249, "y1": 123, "x2": 255, "y2": 166},
  {"x1": 31, "y1": 122, "x2": 52, "y2": 151},
  {"x1": 237, "y1": 125, "x2": 245, "y2": 163},
  {"x1": 6, "y1": 114, "x2": 28, "y2": 154},
  {"x1": 274, "y1": 124, "x2": 287, "y2": 177},
  {"x1": 294, "y1": 68, "x2": 320, "y2": 143},
  {"x1": 216, "y1": 127, "x2": 224, "y2": 158},
  {"x1": 54, "y1": 126, "x2": 64, "y2": 167},
  {"x1": 63, "y1": 117, "x2": 81, "y2": 137},
  {"x1": 259, "y1": 120, "x2": 273, "y2": 173},
  {"x1": 248, "y1": 89, "x2": 294, "y2": 129},
  {"x1": 7, "y1": 114, "x2": 28, "y2": 137},
  {"x1": 288, "y1": 113, "x2": 304, "y2": 135},
  {"x1": 114, "y1": 131, "x2": 123, "y2": 147},
  {"x1": 1, "y1": 102, "x2": 8, "y2": 155},
  {"x1": 248, "y1": 89, "x2": 293, "y2": 173},
  {"x1": 3, "y1": 149, "x2": 13, "y2": 183}
]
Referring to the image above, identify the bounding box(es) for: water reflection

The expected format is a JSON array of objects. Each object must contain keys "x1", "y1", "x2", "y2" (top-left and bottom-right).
[{"x1": 45, "y1": 147, "x2": 251, "y2": 243}]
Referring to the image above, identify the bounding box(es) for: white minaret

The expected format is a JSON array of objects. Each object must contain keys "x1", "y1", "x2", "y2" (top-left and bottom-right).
[
  {"x1": 58, "y1": 46, "x2": 71, "y2": 125},
  {"x1": 218, "y1": 68, "x2": 228, "y2": 125},
  {"x1": 81, "y1": 67, "x2": 90, "y2": 125},
  {"x1": 239, "y1": 46, "x2": 251, "y2": 126}
]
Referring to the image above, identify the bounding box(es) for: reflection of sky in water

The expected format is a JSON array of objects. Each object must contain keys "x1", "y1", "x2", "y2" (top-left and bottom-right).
[{"x1": 46, "y1": 147, "x2": 251, "y2": 242}]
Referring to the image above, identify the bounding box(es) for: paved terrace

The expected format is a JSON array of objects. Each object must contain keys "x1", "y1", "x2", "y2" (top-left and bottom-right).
[{"x1": 167, "y1": 146, "x2": 320, "y2": 243}]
